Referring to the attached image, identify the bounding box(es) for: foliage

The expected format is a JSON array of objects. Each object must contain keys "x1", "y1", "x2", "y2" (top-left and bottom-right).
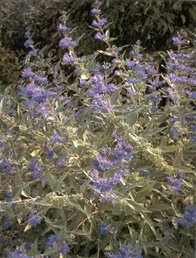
[
  {"x1": 0, "y1": 44, "x2": 22, "y2": 91},
  {"x1": 0, "y1": 1, "x2": 196, "y2": 257},
  {"x1": 0, "y1": 0, "x2": 195, "y2": 91},
  {"x1": 1, "y1": 0, "x2": 195, "y2": 54}
]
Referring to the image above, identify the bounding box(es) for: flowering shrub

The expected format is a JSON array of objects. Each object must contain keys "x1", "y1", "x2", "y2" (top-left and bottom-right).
[{"x1": 0, "y1": 1, "x2": 195, "y2": 257}]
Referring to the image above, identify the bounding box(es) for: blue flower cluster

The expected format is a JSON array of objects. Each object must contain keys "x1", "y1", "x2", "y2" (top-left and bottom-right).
[
  {"x1": 91, "y1": 138, "x2": 132, "y2": 202},
  {"x1": 6, "y1": 247, "x2": 32, "y2": 258},
  {"x1": 176, "y1": 206, "x2": 196, "y2": 228},
  {"x1": 28, "y1": 211, "x2": 41, "y2": 227},
  {"x1": 104, "y1": 245, "x2": 143, "y2": 258},
  {"x1": 98, "y1": 222, "x2": 109, "y2": 236},
  {"x1": 29, "y1": 160, "x2": 43, "y2": 179},
  {"x1": 46, "y1": 234, "x2": 59, "y2": 248},
  {"x1": 45, "y1": 234, "x2": 69, "y2": 254},
  {"x1": 167, "y1": 170, "x2": 184, "y2": 194}
]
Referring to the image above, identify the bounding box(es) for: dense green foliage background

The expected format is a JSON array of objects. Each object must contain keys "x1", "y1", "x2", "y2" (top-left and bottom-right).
[{"x1": 0, "y1": 0, "x2": 196, "y2": 89}]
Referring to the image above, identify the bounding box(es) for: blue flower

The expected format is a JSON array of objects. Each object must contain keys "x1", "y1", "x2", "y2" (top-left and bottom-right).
[
  {"x1": 29, "y1": 160, "x2": 42, "y2": 179},
  {"x1": 176, "y1": 206, "x2": 196, "y2": 228},
  {"x1": 24, "y1": 31, "x2": 30, "y2": 37},
  {"x1": 98, "y1": 222, "x2": 109, "y2": 236},
  {"x1": 21, "y1": 69, "x2": 35, "y2": 80},
  {"x1": 57, "y1": 156, "x2": 67, "y2": 168},
  {"x1": 26, "y1": 241, "x2": 33, "y2": 250},
  {"x1": 104, "y1": 244, "x2": 143, "y2": 258},
  {"x1": 60, "y1": 242, "x2": 69, "y2": 254},
  {"x1": 7, "y1": 192, "x2": 13, "y2": 202},
  {"x1": 59, "y1": 37, "x2": 76, "y2": 48},
  {"x1": 34, "y1": 75, "x2": 48, "y2": 86},
  {"x1": 28, "y1": 49, "x2": 38, "y2": 57},
  {"x1": 47, "y1": 149, "x2": 56, "y2": 160},
  {"x1": 9, "y1": 247, "x2": 32, "y2": 258},
  {"x1": 46, "y1": 234, "x2": 59, "y2": 248},
  {"x1": 95, "y1": 32, "x2": 108, "y2": 40},
  {"x1": 57, "y1": 24, "x2": 70, "y2": 33},
  {"x1": 63, "y1": 53, "x2": 84, "y2": 65},
  {"x1": 190, "y1": 91, "x2": 196, "y2": 99},
  {"x1": 91, "y1": 8, "x2": 101, "y2": 16},
  {"x1": 172, "y1": 37, "x2": 187, "y2": 46},
  {"x1": 29, "y1": 213, "x2": 41, "y2": 227},
  {"x1": 92, "y1": 18, "x2": 107, "y2": 27},
  {"x1": 24, "y1": 40, "x2": 34, "y2": 48}
]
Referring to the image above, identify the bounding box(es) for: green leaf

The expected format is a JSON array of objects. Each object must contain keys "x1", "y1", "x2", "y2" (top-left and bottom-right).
[
  {"x1": 13, "y1": 181, "x2": 34, "y2": 198},
  {"x1": 127, "y1": 200, "x2": 151, "y2": 213},
  {"x1": 77, "y1": 124, "x2": 88, "y2": 140},
  {"x1": 80, "y1": 179, "x2": 91, "y2": 193},
  {"x1": 135, "y1": 184, "x2": 155, "y2": 202},
  {"x1": 140, "y1": 213, "x2": 157, "y2": 237},
  {"x1": 69, "y1": 199, "x2": 87, "y2": 215},
  {"x1": 142, "y1": 126, "x2": 167, "y2": 137},
  {"x1": 160, "y1": 145, "x2": 181, "y2": 152},
  {"x1": 0, "y1": 117, "x2": 7, "y2": 130},
  {"x1": 0, "y1": 96, "x2": 6, "y2": 113},
  {"x1": 86, "y1": 53, "x2": 98, "y2": 72},
  {"x1": 26, "y1": 239, "x2": 39, "y2": 257},
  {"x1": 110, "y1": 88, "x2": 121, "y2": 105},
  {"x1": 32, "y1": 198, "x2": 52, "y2": 207},
  {"x1": 124, "y1": 105, "x2": 143, "y2": 125},
  {"x1": 53, "y1": 172, "x2": 70, "y2": 192},
  {"x1": 46, "y1": 171, "x2": 56, "y2": 190},
  {"x1": 148, "y1": 203, "x2": 172, "y2": 211}
]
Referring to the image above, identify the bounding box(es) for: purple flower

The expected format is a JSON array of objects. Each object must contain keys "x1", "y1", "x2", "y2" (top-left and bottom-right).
[
  {"x1": 59, "y1": 37, "x2": 76, "y2": 48},
  {"x1": 60, "y1": 242, "x2": 69, "y2": 254},
  {"x1": 79, "y1": 80, "x2": 87, "y2": 87},
  {"x1": 33, "y1": 170, "x2": 43, "y2": 179},
  {"x1": 172, "y1": 37, "x2": 187, "y2": 46},
  {"x1": 176, "y1": 206, "x2": 196, "y2": 228},
  {"x1": 92, "y1": 18, "x2": 107, "y2": 27},
  {"x1": 1, "y1": 160, "x2": 14, "y2": 174},
  {"x1": 7, "y1": 192, "x2": 13, "y2": 202},
  {"x1": 3, "y1": 215, "x2": 9, "y2": 229},
  {"x1": 47, "y1": 149, "x2": 56, "y2": 160},
  {"x1": 95, "y1": 32, "x2": 107, "y2": 40},
  {"x1": 126, "y1": 91, "x2": 136, "y2": 98},
  {"x1": 52, "y1": 132, "x2": 66, "y2": 143},
  {"x1": 21, "y1": 69, "x2": 35, "y2": 80},
  {"x1": 46, "y1": 234, "x2": 59, "y2": 248},
  {"x1": 126, "y1": 77, "x2": 141, "y2": 84},
  {"x1": 24, "y1": 40, "x2": 34, "y2": 48},
  {"x1": 167, "y1": 176, "x2": 183, "y2": 194},
  {"x1": 170, "y1": 128, "x2": 181, "y2": 138},
  {"x1": 145, "y1": 66, "x2": 158, "y2": 75},
  {"x1": 28, "y1": 213, "x2": 41, "y2": 227},
  {"x1": 34, "y1": 75, "x2": 48, "y2": 86},
  {"x1": 1, "y1": 235, "x2": 5, "y2": 244},
  {"x1": 91, "y1": 8, "x2": 101, "y2": 16},
  {"x1": 94, "y1": 154, "x2": 113, "y2": 172},
  {"x1": 98, "y1": 222, "x2": 109, "y2": 236},
  {"x1": 25, "y1": 31, "x2": 30, "y2": 37},
  {"x1": 26, "y1": 241, "x2": 33, "y2": 250},
  {"x1": 57, "y1": 156, "x2": 67, "y2": 168},
  {"x1": 104, "y1": 244, "x2": 143, "y2": 258},
  {"x1": 63, "y1": 53, "x2": 84, "y2": 65},
  {"x1": 57, "y1": 24, "x2": 70, "y2": 33},
  {"x1": 9, "y1": 247, "x2": 32, "y2": 258},
  {"x1": 190, "y1": 91, "x2": 196, "y2": 99},
  {"x1": 29, "y1": 160, "x2": 42, "y2": 179},
  {"x1": 28, "y1": 49, "x2": 38, "y2": 57}
]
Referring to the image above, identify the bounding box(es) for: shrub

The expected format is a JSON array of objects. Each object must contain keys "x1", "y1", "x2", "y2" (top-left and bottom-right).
[{"x1": 0, "y1": 1, "x2": 195, "y2": 257}]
